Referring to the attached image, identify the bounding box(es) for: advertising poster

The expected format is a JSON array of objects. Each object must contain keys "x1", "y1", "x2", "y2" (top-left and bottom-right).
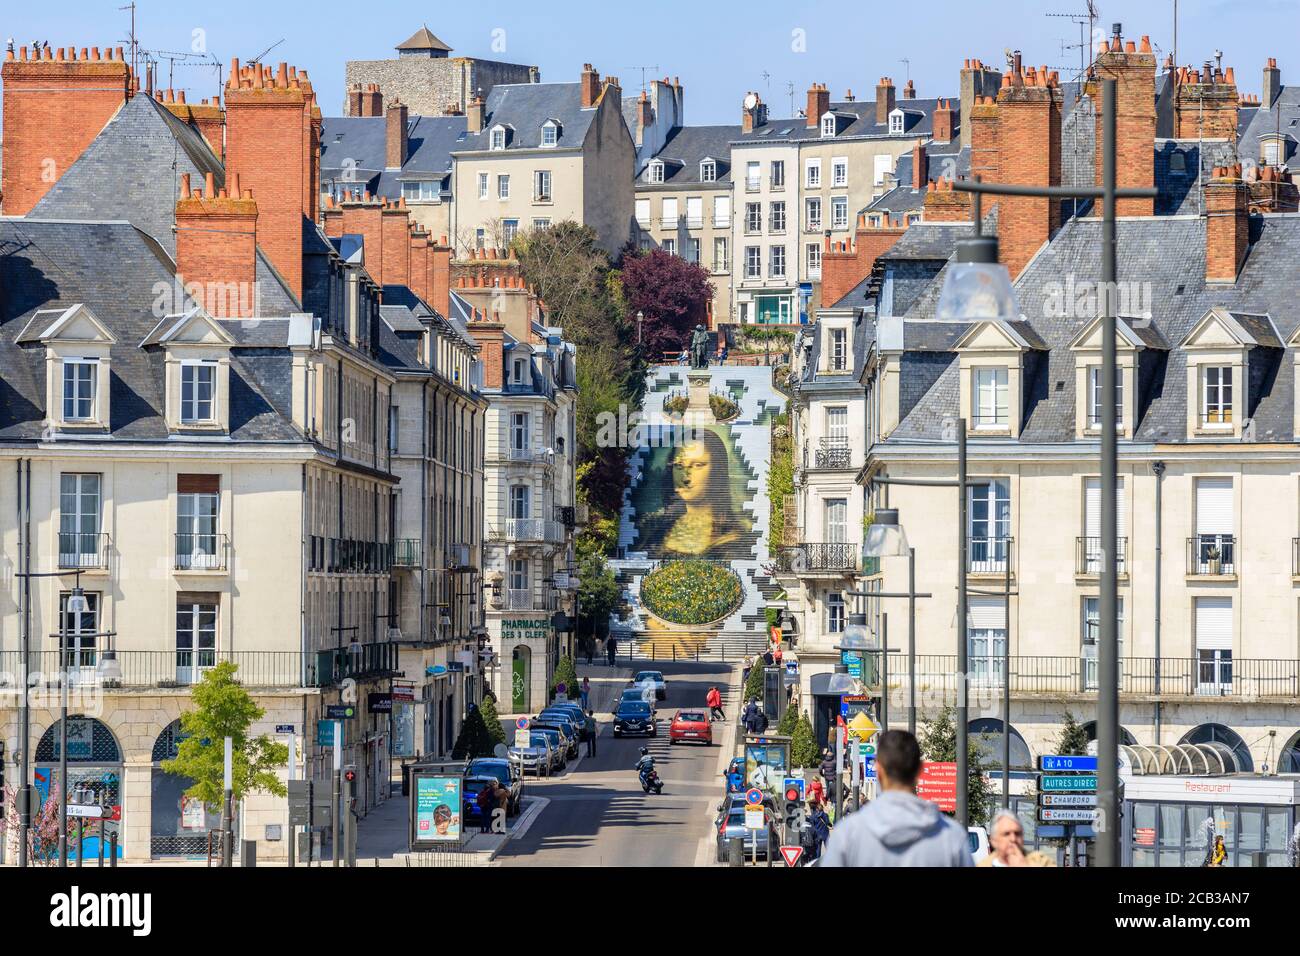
[
  {"x1": 743, "y1": 739, "x2": 789, "y2": 801},
  {"x1": 391, "y1": 701, "x2": 415, "y2": 758},
  {"x1": 412, "y1": 774, "x2": 462, "y2": 845}
]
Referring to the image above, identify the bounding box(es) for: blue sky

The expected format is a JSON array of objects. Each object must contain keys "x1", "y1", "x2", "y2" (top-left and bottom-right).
[{"x1": 8, "y1": 0, "x2": 1300, "y2": 126}]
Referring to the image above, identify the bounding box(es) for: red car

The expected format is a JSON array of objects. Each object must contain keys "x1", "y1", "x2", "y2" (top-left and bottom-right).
[{"x1": 669, "y1": 709, "x2": 713, "y2": 745}]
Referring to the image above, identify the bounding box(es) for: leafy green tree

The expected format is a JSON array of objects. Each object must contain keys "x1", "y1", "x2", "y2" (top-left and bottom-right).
[
  {"x1": 1056, "y1": 709, "x2": 1090, "y2": 756},
  {"x1": 919, "y1": 705, "x2": 995, "y2": 829},
  {"x1": 577, "y1": 554, "x2": 620, "y2": 641},
  {"x1": 478, "y1": 694, "x2": 508, "y2": 749},
  {"x1": 791, "y1": 712, "x2": 820, "y2": 768},
  {"x1": 160, "y1": 661, "x2": 288, "y2": 807},
  {"x1": 550, "y1": 654, "x2": 579, "y2": 702},
  {"x1": 451, "y1": 704, "x2": 495, "y2": 760}
]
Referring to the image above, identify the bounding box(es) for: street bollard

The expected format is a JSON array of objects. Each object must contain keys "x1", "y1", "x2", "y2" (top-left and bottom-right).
[
  {"x1": 108, "y1": 832, "x2": 118, "y2": 866},
  {"x1": 242, "y1": 839, "x2": 257, "y2": 867},
  {"x1": 728, "y1": 836, "x2": 744, "y2": 867}
]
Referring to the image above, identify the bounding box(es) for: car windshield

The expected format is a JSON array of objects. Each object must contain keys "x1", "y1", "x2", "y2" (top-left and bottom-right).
[
  {"x1": 678, "y1": 712, "x2": 706, "y2": 722},
  {"x1": 470, "y1": 763, "x2": 510, "y2": 785},
  {"x1": 620, "y1": 689, "x2": 643, "y2": 701},
  {"x1": 620, "y1": 702, "x2": 652, "y2": 716},
  {"x1": 635, "y1": 672, "x2": 662, "y2": 682},
  {"x1": 530, "y1": 733, "x2": 550, "y2": 747}
]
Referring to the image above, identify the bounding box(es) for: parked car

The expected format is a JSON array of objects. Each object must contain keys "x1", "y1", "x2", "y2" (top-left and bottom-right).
[
  {"x1": 531, "y1": 718, "x2": 579, "y2": 759},
  {"x1": 462, "y1": 776, "x2": 505, "y2": 829},
  {"x1": 467, "y1": 757, "x2": 523, "y2": 815},
  {"x1": 531, "y1": 728, "x2": 568, "y2": 769},
  {"x1": 509, "y1": 732, "x2": 556, "y2": 777},
  {"x1": 715, "y1": 799, "x2": 777, "y2": 862},
  {"x1": 723, "y1": 756, "x2": 745, "y2": 794},
  {"x1": 629, "y1": 670, "x2": 667, "y2": 700},
  {"x1": 968, "y1": 826, "x2": 990, "y2": 864},
  {"x1": 613, "y1": 700, "x2": 657, "y2": 737},
  {"x1": 670, "y1": 709, "x2": 713, "y2": 745},
  {"x1": 620, "y1": 687, "x2": 655, "y2": 709},
  {"x1": 543, "y1": 702, "x2": 587, "y2": 725}
]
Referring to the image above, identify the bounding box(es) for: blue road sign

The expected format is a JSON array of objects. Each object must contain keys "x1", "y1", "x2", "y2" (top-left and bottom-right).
[
  {"x1": 516, "y1": 717, "x2": 530, "y2": 731},
  {"x1": 1039, "y1": 755, "x2": 1098, "y2": 772},
  {"x1": 745, "y1": 788, "x2": 764, "y2": 806},
  {"x1": 1040, "y1": 774, "x2": 1098, "y2": 791}
]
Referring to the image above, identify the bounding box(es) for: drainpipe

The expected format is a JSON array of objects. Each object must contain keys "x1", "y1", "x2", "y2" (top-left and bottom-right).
[{"x1": 1151, "y1": 460, "x2": 1166, "y2": 744}]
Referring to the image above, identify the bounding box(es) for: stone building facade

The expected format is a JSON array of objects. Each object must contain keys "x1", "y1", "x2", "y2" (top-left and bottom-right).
[{"x1": 344, "y1": 57, "x2": 538, "y2": 118}]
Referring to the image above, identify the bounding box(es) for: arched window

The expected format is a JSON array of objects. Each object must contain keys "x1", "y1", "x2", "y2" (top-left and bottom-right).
[
  {"x1": 35, "y1": 716, "x2": 123, "y2": 860},
  {"x1": 968, "y1": 718, "x2": 1033, "y2": 770},
  {"x1": 151, "y1": 719, "x2": 223, "y2": 858},
  {"x1": 1280, "y1": 729, "x2": 1300, "y2": 773},
  {"x1": 1179, "y1": 723, "x2": 1253, "y2": 772}
]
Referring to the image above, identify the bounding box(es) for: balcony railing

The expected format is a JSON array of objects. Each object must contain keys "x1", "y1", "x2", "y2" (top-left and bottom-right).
[
  {"x1": 1187, "y1": 534, "x2": 1235, "y2": 576},
  {"x1": 775, "y1": 542, "x2": 858, "y2": 574},
  {"x1": 1075, "y1": 536, "x2": 1128, "y2": 575},
  {"x1": 555, "y1": 505, "x2": 576, "y2": 529},
  {"x1": 0, "y1": 649, "x2": 314, "y2": 689},
  {"x1": 503, "y1": 588, "x2": 556, "y2": 611},
  {"x1": 58, "y1": 532, "x2": 110, "y2": 569},
  {"x1": 392, "y1": 539, "x2": 421, "y2": 567},
  {"x1": 312, "y1": 641, "x2": 400, "y2": 687},
  {"x1": 174, "y1": 533, "x2": 228, "y2": 571},
  {"x1": 895, "y1": 654, "x2": 1300, "y2": 699},
  {"x1": 507, "y1": 446, "x2": 554, "y2": 465},
  {"x1": 814, "y1": 437, "x2": 852, "y2": 469},
  {"x1": 968, "y1": 536, "x2": 1013, "y2": 575},
  {"x1": 712, "y1": 217, "x2": 731, "y2": 228},
  {"x1": 499, "y1": 518, "x2": 566, "y2": 544}
]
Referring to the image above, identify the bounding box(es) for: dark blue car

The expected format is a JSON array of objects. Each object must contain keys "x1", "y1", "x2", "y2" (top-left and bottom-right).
[{"x1": 613, "y1": 700, "x2": 657, "y2": 737}]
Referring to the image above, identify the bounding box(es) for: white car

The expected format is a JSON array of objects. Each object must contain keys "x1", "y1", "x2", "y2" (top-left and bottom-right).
[
  {"x1": 967, "y1": 825, "x2": 989, "y2": 864},
  {"x1": 630, "y1": 670, "x2": 666, "y2": 701}
]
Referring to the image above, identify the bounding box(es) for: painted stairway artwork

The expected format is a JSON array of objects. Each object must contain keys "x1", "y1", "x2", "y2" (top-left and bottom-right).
[{"x1": 611, "y1": 365, "x2": 785, "y2": 659}]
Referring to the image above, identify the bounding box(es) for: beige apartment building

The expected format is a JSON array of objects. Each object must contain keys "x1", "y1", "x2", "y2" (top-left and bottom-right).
[
  {"x1": 450, "y1": 65, "x2": 635, "y2": 256},
  {"x1": 636, "y1": 124, "x2": 738, "y2": 324}
]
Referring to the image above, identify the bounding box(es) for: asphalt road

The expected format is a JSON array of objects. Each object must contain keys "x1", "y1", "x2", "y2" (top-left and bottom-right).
[{"x1": 496, "y1": 660, "x2": 739, "y2": 867}]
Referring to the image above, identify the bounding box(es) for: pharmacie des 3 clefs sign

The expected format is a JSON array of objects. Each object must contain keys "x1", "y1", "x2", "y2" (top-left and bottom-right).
[{"x1": 501, "y1": 616, "x2": 552, "y2": 641}]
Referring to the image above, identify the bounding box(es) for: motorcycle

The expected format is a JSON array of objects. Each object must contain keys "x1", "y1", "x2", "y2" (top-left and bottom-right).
[{"x1": 640, "y1": 767, "x2": 664, "y2": 795}]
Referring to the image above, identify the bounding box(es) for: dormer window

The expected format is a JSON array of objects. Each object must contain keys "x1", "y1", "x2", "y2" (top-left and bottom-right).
[
  {"x1": 17, "y1": 304, "x2": 116, "y2": 431},
  {"x1": 972, "y1": 367, "x2": 1009, "y2": 428},
  {"x1": 1201, "y1": 366, "x2": 1233, "y2": 428},
  {"x1": 1086, "y1": 366, "x2": 1123, "y2": 429},
  {"x1": 490, "y1": 125, "x2": 508, "y2": 150},
  {"x1": 1261, "y1": 134, "x2": 1285, "y2": 167},
  {"x1": 889, "y1": 109, "x2": 905, "y2": 135},
  {"x1": 181, "y1": 361, "x2": 217, "y2": 424},
  {"x1": 541, "y1": 120, "x2": 560, "y2": 147},
  {"x1": 62, "y1": 360, "x2": 98, "y2": 421},
  {"x1": 700, "y1": 159, "x2": 716, "y2": 182},
  {"x1": 648, "y1": 160, "x2": 665, "y2": 184},
  {"x1": 820, "y1": 113, "x2": 836, "y2": 138}
]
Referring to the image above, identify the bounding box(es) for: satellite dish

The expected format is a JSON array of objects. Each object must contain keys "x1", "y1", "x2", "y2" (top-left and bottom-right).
[
  {"x1": 743, "y1": 92, "x2": 758, "y2": 110},
  {"x1": 494, "y1": 743, "x2": 509, "y2": 759}
]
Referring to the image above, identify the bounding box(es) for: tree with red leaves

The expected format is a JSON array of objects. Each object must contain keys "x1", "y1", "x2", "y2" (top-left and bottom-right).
[{"x1": 618, "y1": 248, "x2": 714, "y2": 358}]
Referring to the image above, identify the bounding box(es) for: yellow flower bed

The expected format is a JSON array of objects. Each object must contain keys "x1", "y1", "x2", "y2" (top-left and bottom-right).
[{"x1": 641, "y1": 560, "x2": 744, "y2": 625}]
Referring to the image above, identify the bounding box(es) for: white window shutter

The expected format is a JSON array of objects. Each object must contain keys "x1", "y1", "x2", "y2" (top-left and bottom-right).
[
  {"x1": 1195, "y1": 597, "x2": 1233, "y2": 651},
  {"x1": 1195, "y1": 478, "x2": 1233, "y2": 535}
]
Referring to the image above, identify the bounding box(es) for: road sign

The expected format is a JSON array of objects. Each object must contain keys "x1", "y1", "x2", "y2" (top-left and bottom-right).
[
  {"x1": 846, "y1": 712, "x2": 878, "y2": 742},
  {"x1": 744, "y1": 808, "x2": 766, "y2": 830},
  {"x1": 917, "y1": 761, "x2": 957, "y2": 813},
  {"x1": 862, "y1": 755, "x2": 877, "y2": 780},
  {"x1": 1038, "y1": 793, "x2": 1098, "y2": 807},
  {"x1": 317, "y1": 720, "x2": 336, "y2": 746},
  {"x1": 515, "y1": 729, "x2": 531, "y2": 749},
  {"x1": 780, "y1": 845, "x2": 804, "y2": 867},
  {"x1": 65, "y1": 804, "x2": 103, "y2": 818},
  {"x1": 516, "y1": 717, "x2": 530, "y2": 731},
  {"x1": 1038, "y1": 808, "x2": 1099, "y2": 823},
  {"x1": 276, "y1": 724, "x2": 296, "y2": 735},
  {"x1": 326, "y1": 704, "x2": 356, "y2": 720},
  {"x1": 744, "y1": 787, "x2": 764, "y2": 807},
  {"x1": 1039, "y1": 774, "x2": 1098, "y2": 792},
  {"x1": 1039, "y1": 755, "x2": 1098, "y2": 773}
]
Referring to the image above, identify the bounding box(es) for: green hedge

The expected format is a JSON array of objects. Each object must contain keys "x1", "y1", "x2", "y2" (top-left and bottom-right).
[{"x1": 641, "y1": 560, "x2": 743, "y2": 625}]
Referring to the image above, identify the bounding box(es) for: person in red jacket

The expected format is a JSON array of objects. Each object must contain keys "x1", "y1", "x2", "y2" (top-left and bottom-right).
[{"x1": 706, "y1": 686, "x2": 725, "y2": 722}]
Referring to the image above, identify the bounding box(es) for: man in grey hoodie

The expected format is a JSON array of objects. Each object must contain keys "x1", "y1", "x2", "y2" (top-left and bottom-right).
[{"x1": 820, "y1": 729, "x2": 973, "y2": 867}]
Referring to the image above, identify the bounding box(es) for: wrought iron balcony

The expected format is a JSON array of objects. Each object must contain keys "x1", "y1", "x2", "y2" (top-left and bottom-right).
[
  {"x1": 312, "y1": 641, "x2": 399, "y2": 687},
  {"x1": 174, "y1": 533, "x2": 228, "y2": 571},
  {"x1": 775, "y1": 542, "x2": 858, "y2": 574},
  {"x1": 968, "y1": 536, "x2": 1013, "y2": 575},
  {"x1": 1075, "y1": 536, "x2": 1128, "y2": 575},
  {"x1": 814, "y1": 437, "x2": 852, "y2": 469},
  {"x1": 1187, "y1": 534, "x2": 1235, "y2": 576},
  {"x1": 0, "y1": 649, "x2": 313, "y2": 689},
  {"x1": 57, "y1": 532, "x2": 110, "y2": 570},
  {"x1": 498, "y1": 518, "x2": 566, "y2": 544},
  {"x1": 392, "y1": 539, "x2": 421, "y2": 568}
]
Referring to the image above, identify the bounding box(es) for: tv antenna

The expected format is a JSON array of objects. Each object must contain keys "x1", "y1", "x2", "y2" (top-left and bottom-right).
[
  {"x1": 625, "y1": 64, "x2": 660, "y2": 94},
  {"x1": 247, "y1": 37, "x2": 285, "y2": 66},
  {"x1": 786, "y1": 80, "x2": 796, "y2": 117},
  {"x1": 1047, "y1": 6, "x2": 1097, "y2": 82},
  {"x1": 118, "y1": 2, "x2": 137, "y2": 78}
]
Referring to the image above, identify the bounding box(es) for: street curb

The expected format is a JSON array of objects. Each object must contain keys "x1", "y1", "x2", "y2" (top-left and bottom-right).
[{"x1": 695, "y1": 661, "x2": 744, "y2": 867}]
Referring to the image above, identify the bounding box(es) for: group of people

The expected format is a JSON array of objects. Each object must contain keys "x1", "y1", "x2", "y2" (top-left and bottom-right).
[{"x1": 581, "y1": 637, "x2": 619, "y2": 667}]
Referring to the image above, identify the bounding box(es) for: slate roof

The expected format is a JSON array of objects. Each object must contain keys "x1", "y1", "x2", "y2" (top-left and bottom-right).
[
  {"x1": 0, "y1": 219, "x2": 303, "y2": 443},
  {"x1": 888, "y1": 213, "x2": 1300, "y2": 444},
  {"x1": 320, "y1": 113, "x2": 468, "y2": 201},
  {"x1": 637, "y1": 125, "x2": 740, "y2": 186},
  {"x1": 1239, "y1": 85, "x2": 1300, "y2": 172},
  {"x1": 870, "y1": 143, "x2": 972, "y2": 217},
  {"x1": 396, "y1": 26, "x2": 452, "y2": 52},
  {"x1": 732, "y1": 97, "x2": 954, "y2": 145},
  {"x1": 455, "y1": 83, "x2": 600, "y2": 152}
]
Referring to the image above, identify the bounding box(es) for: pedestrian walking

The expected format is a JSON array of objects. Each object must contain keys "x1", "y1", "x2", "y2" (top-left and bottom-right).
[
  {"x1": 802, "y1": 801, "x2": 832, "y2": 863},
  {"x1": 820, "y1": 730, "x2": 973, "y2": 867},
  {"x1": 706, "y1": 685, "x2": 725, "y2": 721},
  {"x1": 584, "y1": 709, "x2": 598, "y2": 757},
  {"x1": 585, "y1": 638, "x2": 595, "y2": 666},
  {"x1": 978, "y1": 809, "x2": 1055, "y2": 867},
  {"x1": 806, "y1": 775, "x2": 825, "y2": 808},
  {"x1": 761, "y1": 648, "x2": 774, "y2": 666},
  {"x1": 476, "y1": 780, "x2": 498, "y2": 834},
  {"x1": 772, "y1": 642, "x2": 783, "y2": 665},
  {"x1": 741, "y1": 655, "x2": 753, "y2": 687},
  {"x1": 581, "y1": 676, "x2": 591, "y2": 711},
  {"x1": 606, "y1": 635, "x2": 617, "y2": 666},
  {"x1": 742, "y1": 698, "x2": 759, "y2": 733}
]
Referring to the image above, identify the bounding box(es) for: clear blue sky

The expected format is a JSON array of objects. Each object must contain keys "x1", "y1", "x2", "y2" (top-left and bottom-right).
[{"x1": 8, "y1": 0, "x2": 1300, "y2": 126}]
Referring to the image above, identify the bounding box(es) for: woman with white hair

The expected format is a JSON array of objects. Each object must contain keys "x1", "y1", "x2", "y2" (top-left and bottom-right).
[{"x1": 978, "y1": 809, "x2": 1056, "y2": 867}]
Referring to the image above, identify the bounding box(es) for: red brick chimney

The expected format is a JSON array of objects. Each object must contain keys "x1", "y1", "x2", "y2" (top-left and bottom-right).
[
  {"x1": 1174, "y1": 60, "x2": 1238, "y2": 139},
  {"x1": 580, "y1": 63, "x2": 601, "y2": 108},
  {"x1": 467, "y1": 311, "x2": 506, "y2": 389},
  {"x1": 922, "y1": 177, "x2": 972, "y2": 221},
  {"x1": 636, "y1": 90, "x2": 654, "y2": 145},
  {"x1": 466, "y1": 94, "x2": 485, "y2": 134},
  {"x1": 1247, "y1": 164, "x2": 1300, "y2": 213},
  {"x1": 1263, "y1": 57, "x2": 1281, "y2": 108},
  {"x1": 1, "y1": 44, "x2": 133, "y2": 215},
  {"x1": 224, "y1": 59, "x2": 313, "y2": 301},
  {"x1": 381, "y1": 197, "x2": 412, "y2": 287},
  {"x1": 875, "y1": 77, "x2": 897, "y2": 125},
  {"x1": 175, "y1": 171, "x2": 259, "y2": 317},
  {"x1": 324, "y1": 191, "x2": 416, "y2": 290},
  {"x1": 359, "y1": 83, "x2": 384, "y2": 117},
  {"x1": 806, "y1": 82, "x2": 829, "y2": 128},
  {"x1": 903, "y1": 79, "x2": 916, "y2": 99},
  {"x1": 1205, "y1": 164, "x2": 1248, "y2": 282},
  {"x1": 741, "y1": 92, "x2": 767, "y2": 133},
  {"x1": 969, "y1": 95, "x2": 1000, "y2": 202},
  {"x1": 386, "y1": 98, "x2": 409, "y2": 169},
  {"x1": 819, "y1": 214, "x2": 906, "y2": 307},
  {"x1": 429, "y1": 235, "x2": 452, "y2": 318},
  {"x1": 960, "y1": 58, "x2": 1004, "y2": 149},
  {"x1": 996, "y1": 66, "x2": 1063, "y2": 278},
  {"x1": 932, "y1": 98, "x2": 955, "y2": 143},
  {"x1": 160, "y1": 90, "x2": 226, "y2": 162},
  {"x1": 911, "y1": 141, "x2": 929, "y2": 189},
  {"x1": 347, "y1": 83, "x2": 363, "y2": 116},
  {"x1": 1089, "y1": 31, "x2": 1156, "y2": 216}
]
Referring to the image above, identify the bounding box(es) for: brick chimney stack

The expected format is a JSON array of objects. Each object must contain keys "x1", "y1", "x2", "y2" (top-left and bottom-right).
[
  {"x1": 876, "y1": 77, "x2": 896, "y2": 125},
  {"x1": 636, "y1": 90, "x2": 654, "y2": 145},
  {"x1": 160, "y1": 90, "x2": 226, "y2": 162},
  {"x1": 1205, "y1": 164, "x2": 1249, "y2": 283},
  {"x1": 819, "y1": 214, "x2": 907, "y2": 307},
  {"x1": 580, "y1": 63, "x2": 601, "y2": 108},
  {"x1": 323, "y1": 191, "x2": 417, "y2": 290},
  {"x1": 969, "y1": 94, "x2": 1000, "y2": 210},
  {"x1": 959, "y1": 58, "x2": 1003, "y2": 149},
  {"x1": 1263, "y1": 57, "x2": 1281, "y2": 108},
  {"x1": 911, "y1": 141, "x2": 929, "y2": 189},
  {"x1": 806, "y1": 82, "x2": 830, "y2": 128},
  {"x1": 348, "y1": 83, "x2": 362, "y2": 116},
  {"x1": 466, "y1": 93, "x2": 485, "y2": 133},
  {"x1": 922, "y1": 177, "x2": 973, "y2": 221},
  {"x1": 359, "y1": 83, "x2": 384, "y2": 117},
  {"x1": 224, "y1": 58, "x2": 314, "y2": 301},
  {"x1": 741, "y1": 92, "x2": 767, "y2": 133},
  {"x1": 932, "y1": 98, "x2": 955, "y2": 143},
  {"x1": 467, "y1": 312, "x2": 506, "y2": 389},
  {"x1": 175, "y1": 171, "x2": 259, "y2": 317},
  {"x1": 1174, "y1": 60, "x2": 1239, "y2": 139},
  {"x1": 1089, "y1": 30, "x2": 1157, "y2": 217},
  {"x1": 996, "y1": 65, "x2": 1063, "y2": 278},
  {"x1": 386, "y1": 98, "x2": 409, "y2": 169},
  {"x1": 1, "y1": 44, "x2": 133, "y2": 215},
  {"x1": 903, "y1": 79, "x2": 916, "y2": 99}
]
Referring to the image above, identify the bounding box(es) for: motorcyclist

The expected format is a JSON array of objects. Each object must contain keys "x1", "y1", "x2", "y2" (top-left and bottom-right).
[{"x1": 635, "y1": 747, "x2": 656, "y2": 780}]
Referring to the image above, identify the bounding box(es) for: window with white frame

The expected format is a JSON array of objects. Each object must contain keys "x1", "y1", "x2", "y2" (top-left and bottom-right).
[
  {"x1": 662, "y1": 238, "x2": 677, "y2": 256},
  {"x1": 62, "y1": 360, "x2": 97, "y2": 421},
  {"x1": 828, "y1": 328, "x2": 847, "y2": 370},
  {"x1": 1081, "y1": 596, "x2": 1125, "y2": 690},
  {"x1": 873, "y1": 154, "x2": 892, "y2": 186},
  {"x1": 59, "y1": 473, "x2": 101, "y2": 567},
  {"x1": 973, "y1": 367, "x2": 1009, "y2": 428},
  {"x1": 648, "y1": 161, "x2": 664, "y2": 184},
  {"x1": 769, "y1": 245, "x2": 786, "y2": 279},
  {"x1": 502, "y1": 219, "x2": 519, "y2": 244},
  {"x1": 805, "y1": 159, "x2": 821, "y2": 188},
  {"x1": 180, "y1": 362, "x2": 216, "y2": 424},
  {"x1": 511, "y1": 411, "x2": 529, "y2": 450},
  {"x1": 490, "y1": 127, "x2": 506, "y2": 150},
  {"x1": 635, "y1": 198, "x2": 651, "y2": 225},
  {"x1": 745, "y1": 246, "x2": 761, "y2": 278},
  {"x1": 770, "y1": 160, "x2": 785, "y2": 189},
  {"x1": 1195, "y1": 596, "x2": 1233, "y2": 692},
  {"x1": 825, "y1": 498, "x2": 848, "y2": 543},
  {"x1": 176, "y1": 599, "x2": 217, "y2": 682},
  {"x1": 746, "y1": 161, "x2": 761, "y2": 191},
  {"x1": 541, "y1": 122, "x2": 558, "y2": 147},
  {"x1": 401, "y1": 180, "x2": 439, "y2": 202},
  {"x1": 806, "y1": 197, "x2": 822, "y2": 231},
  {"x1": 59, "y1": 590, "x2": 100, "y2": 670},
  {"x1": 177, "y1": 483, "x2": 220, "y2": 569},
  {"x1": 832, "y1": 157, "x2": 848, "y2": 187},
  {"x1": 968, "y1": 479, "x2": 1011, "y2": 572},
  {"x1": 509, "y1": 557, "x2": 529, "y2": 594},
  {"x1": 821, "y1": 114, "x2": 836, "y2": 138},
  {"x1": 497, "y1": 174, "x2": 510, "y2": 199},
  {"x1": 533, "y1": 218, "x2": 551, "y2": 230},
  {"x1": 1087, "y1": 366, "x2": 1123, "y2": 429},
  {"x1": 509, "y1": 485, "x2": 530, "y2": 519},
  {"x1": 685, "y1": 238, "x2": 700, "y2": 264},
  {"x1": 1201, "y1": 365, "x2": 1233, "y2": 426},
  {"x1": 534, "y1": 169, "x2": 552, "y2": 201},
  {"x1": 745, "y1": 202, "x2": 762, "y2": 233},
  {"x1": 806, "y1": 243, "x2": 822, "y2": 277},
  {"x1": 770, "y1": 201, "x2": 786, "y2": 233},
  {"x1": 686, "y1": 196, "x2": 702, "y2": 227},
  {"x1": 967, "y1": 596, "x2": 1006, "y2": 684},
  {"x1": 713, "y1": 237, "x2": 729, "y2": 272},
  {"x1": 661, "y1": 197, "x2": 678, "y2": 225},
  {"x1": 713, "y1": 195, "x2": 730, "y2": 226},
  {"x1": 478, "y1": 172, "x2": 489, "y2": 199},
  {"x1": 889, "y1": 110, "x2": 905, "y2": 135},
  {"x1": 700, "y1": 159, "x2": 716, "y2": 182},
  {"x1": 831, "y1": 196, "x2": 848, "y2": 229},
  {"x1": 827, "y1": 591, "x2": 845, "y2": 633}
]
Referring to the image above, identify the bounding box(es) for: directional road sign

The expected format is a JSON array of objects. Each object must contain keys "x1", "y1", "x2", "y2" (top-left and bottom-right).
[
  {"x1": 1039, "y1": 774, "x2": 1098, "y2": 791},
  {"x1": 1038, "y1": 808, "x2": 1100, "y2": 823},
  {"x1": 1038, "y1": 793, "x2": 1098, "y2": 807},
  {"x1": 1039, "y1": 755, "x2": 1098, "y2": 772}
]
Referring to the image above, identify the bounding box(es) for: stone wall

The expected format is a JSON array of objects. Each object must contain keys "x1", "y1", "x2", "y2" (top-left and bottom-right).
[{"x1": 343, "y1": 57, "x2": 538, "y2": 117}]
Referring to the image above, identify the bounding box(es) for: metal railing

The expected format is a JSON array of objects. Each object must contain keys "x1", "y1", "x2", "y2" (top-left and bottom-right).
[
  {"x1": 392, "y1": 539, "x2": 421, "y2": 567},
  {"x1": 1187, "y1": 534, "x2": 1235, "y2": 576},
  {"x1": 499, "y1": 518, "x2": 566, "y2": 544},
  {"x1": 1075, "y1": 536, "x2": 1128, "y2": 575},
  {"x1": 895, "y1": 654, "x2": 1300, "y2": 699},
  {"x1": 0, "y1": 649, "x2": 313, "y2": 688},
  {"x1": 775, "y1": 542, "x2": 857, "y2": 574},
  {"x1": 968, "y1": 536, "x2": 1013, "y2": 575},
  {"x1": 507, "y1": 446, "x2": 553, "y2": 465},
  {"x1": 503, "y1": 588, "x2": 555, "y2": 611},
  {"x1": 174, "y1": 533, "x2": 228, "y2": 571},
  {"x1": 57, "y1": 532, "x2": 111, "y2": 570},
  {"x1": 312, "y1": 641, "x2": 400, "y2": 687},
  {"x1": 814, "y1": 437, "x2": 852, "y2": 469}
]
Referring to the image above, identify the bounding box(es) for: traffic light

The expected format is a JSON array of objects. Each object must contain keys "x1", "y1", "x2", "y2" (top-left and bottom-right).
[
  {"x1": 343, "y1": 766, "x2": 357, "y2": 785},
  {"x1": 783, "y1": 779, "x2": 806, "y2": 835}
]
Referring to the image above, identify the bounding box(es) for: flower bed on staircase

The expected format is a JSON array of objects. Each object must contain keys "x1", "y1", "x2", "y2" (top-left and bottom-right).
[{"x1": 641, "y1": 560, "x2": 744, "y2": 626}]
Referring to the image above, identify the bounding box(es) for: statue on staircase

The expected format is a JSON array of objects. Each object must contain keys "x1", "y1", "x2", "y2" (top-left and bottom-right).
[{"x1": 690, "y1": 325, "x2": 710, "y2": 369}]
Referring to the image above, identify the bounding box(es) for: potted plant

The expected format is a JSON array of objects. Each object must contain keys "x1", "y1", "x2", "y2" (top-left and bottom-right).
[{"x1": 1205, "y1": 544, "x2": 1221, "y2": 575}]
